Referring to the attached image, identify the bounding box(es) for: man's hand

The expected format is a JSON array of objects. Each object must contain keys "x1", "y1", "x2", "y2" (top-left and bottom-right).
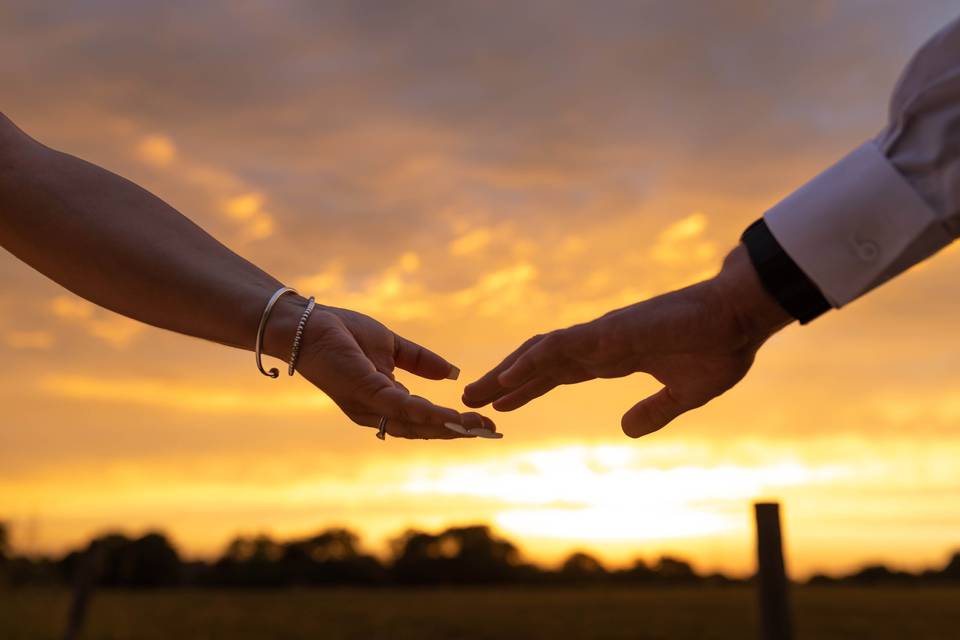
[
  {"x1": 462, "y1": 245, "x2": 792, "y2": 438},
  {"x1": 266, "y1": 300, "x2": 500, "y2": 440}
]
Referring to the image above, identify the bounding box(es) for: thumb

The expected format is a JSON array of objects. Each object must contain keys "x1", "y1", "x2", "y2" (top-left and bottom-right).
[{"x1": 621, "y1": 387, "x2": 687, "y2": 438}]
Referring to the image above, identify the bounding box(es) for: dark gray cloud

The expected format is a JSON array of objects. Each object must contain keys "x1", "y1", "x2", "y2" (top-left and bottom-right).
[{"x1": 4, "y1": 1, "x2": 957, "y2": 255}]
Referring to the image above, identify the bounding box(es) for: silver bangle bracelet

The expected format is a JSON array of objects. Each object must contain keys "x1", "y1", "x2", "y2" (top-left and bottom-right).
[
  {"x1": 255, "y1": 286, "x2": 298, "y2": 378},
  {"x1": 287, "y1": 296, "x2": 316, "y2": 376}
]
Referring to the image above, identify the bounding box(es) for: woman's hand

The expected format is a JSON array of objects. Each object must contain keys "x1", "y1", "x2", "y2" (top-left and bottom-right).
[
  {"x1": 462, "y1": 246, "x2": 791, "y2": 438},
  {"x1": 266, "y1": 299, "x2": 499, "y2": 440}
]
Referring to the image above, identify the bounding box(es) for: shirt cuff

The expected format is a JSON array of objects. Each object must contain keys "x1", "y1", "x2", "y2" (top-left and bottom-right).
[
  {"x1": 741, "y1": 219, "x2": 830, "y2": 324},
  {"x1": 763, "y1": 141, "x2": 952, "y2": 307}
]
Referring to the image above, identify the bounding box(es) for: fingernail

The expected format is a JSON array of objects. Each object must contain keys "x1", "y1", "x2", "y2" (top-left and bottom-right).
[
  {"x1": 467, "y1": 429, "x2": 503, "y2": 439},
  {"x1": 446, "y1": 366, "x2": 461, "y2": 381},
  {"x1": 443, "y1": 422, "x2": 469, "y2": 435}
]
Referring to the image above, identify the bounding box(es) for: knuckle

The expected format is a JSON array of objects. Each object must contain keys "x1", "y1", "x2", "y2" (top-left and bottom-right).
[
  {"x1": 398, "y1": 397, "x2": 419, "y2": 421},
  {"x1": 538, "y1": 332, "x2": 567, "y2": 359},
  {"x1": 545, "y1": 330, "x2": 567, "y2": 347},
  {"x1": 523, "y1": 334, "x2": 546, "y2": 349},
  {"x1": 538, "y1": 335, "x2": 558, "y2": 353}
]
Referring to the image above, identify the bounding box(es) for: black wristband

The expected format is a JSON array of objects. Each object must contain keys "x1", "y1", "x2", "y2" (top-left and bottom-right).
[{"x1": 741, "y1": 219, "x2": 831, "y2": 324}]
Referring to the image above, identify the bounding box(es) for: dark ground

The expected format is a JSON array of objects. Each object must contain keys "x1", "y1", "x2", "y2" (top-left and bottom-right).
[{"x1": 2, "y1": 586, "x2": 959, "y2": 639}]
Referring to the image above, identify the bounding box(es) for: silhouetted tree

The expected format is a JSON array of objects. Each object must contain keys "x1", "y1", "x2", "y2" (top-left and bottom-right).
[
  {"x1": 941, "y1": 551, "x2": 960, "y2": 581},
  {"x1": 126, "y1": 533, "x2": 181, "y2": 586},
  {"x1": 391, "y1": 525, "x2": 521, "y2": 584},
  {"x1": 654, "y1": 556, "x2": 697, "y2": 583},
  {"x1": 224, "y1": 534, "x2": 284, "y2": 564},
  {"x1": 210, "y1": 534, "x2": 286, "y2": 587},
  {"x1": 206, "y1": 529, "x2": 385, "y2": 587},
  {"x1": 617, "y1": 558, "x2": 658, "y2": 584},
  {"x1": 847, "y1": 564, "x2": 915, "y2": 585},
  {"x1": 279, "y1": 529, "x2": 385, "y2": 585},
  {"x1": 93, "y1": 533, "x2": 136, "y2": 587},
  {"x1": 33, "y1": 522, "x2": 960, "y2": 590},
  {"x1": 60, "y1": 532, "x2": 181, "y2": 588},
  {"x1": 560, "y1": 551, "x2": 607, "y2": 584}
]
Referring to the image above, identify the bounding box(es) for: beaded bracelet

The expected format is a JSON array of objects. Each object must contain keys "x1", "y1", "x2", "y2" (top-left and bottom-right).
[{"x1": 287, "y1": 296, "x2": 316, "y2": 376}]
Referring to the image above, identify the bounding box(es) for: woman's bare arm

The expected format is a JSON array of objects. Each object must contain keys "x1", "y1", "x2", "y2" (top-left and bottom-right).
[
  {"x1": 0, "y1": 113, "x2": 286, "y2": 351},
  {"x1": 0, "y1": 113, "x2": 497, "y2": 440}
]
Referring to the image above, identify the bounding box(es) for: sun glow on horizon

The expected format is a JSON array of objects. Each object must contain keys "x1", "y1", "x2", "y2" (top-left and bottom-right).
[
  {"x1": 403, "y1": 445, "x2": 846, "y2": 542},
  {"x1": 5, "y1": 436, "x2": 960, "y2": 576}
]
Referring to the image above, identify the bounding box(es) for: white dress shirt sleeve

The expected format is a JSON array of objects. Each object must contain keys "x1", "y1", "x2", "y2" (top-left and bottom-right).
[{"x1": 763, "y1": 16, "x2": 960, "y2": 307}]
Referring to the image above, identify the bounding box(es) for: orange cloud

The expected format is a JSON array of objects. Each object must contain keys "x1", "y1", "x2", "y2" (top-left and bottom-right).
[
  {"x1": 649, "y1": 212, "x2": 717, "y2": 267},
  {"x1": 223, "y1": 193, "x2": 275, "y2": 242},
  {"x1": 136, "y1": 134, "x2": 177, "y2": 168},
  {"x1": 449, "y1": 228, "x2": 493, "y2": 256},
  {"x1": 3, "y1": 330, "x2": 54, "y2": 350},
  {"x1": 133, "y1": 132, "x2": 276, "y2": 242},
  {"x1": 50, "y1": 295, "x2": 144, "y2": 347},
  {"x1": 39, "y1": 374, "x2": 335, "y2": 414}
]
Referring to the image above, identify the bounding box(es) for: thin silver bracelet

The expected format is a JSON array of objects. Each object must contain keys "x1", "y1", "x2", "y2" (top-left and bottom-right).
[
  {"x1": 288, "y1": 296, "x2": 316, "y2": 376},
  {"x1": 255, "y1": 286, "x2": 298, "y2": 378}
]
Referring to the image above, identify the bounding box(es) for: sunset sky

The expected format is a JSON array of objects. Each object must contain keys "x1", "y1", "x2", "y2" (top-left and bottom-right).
[{"x1": 3, "y1": 1, "x2": 960, "y2": 579}]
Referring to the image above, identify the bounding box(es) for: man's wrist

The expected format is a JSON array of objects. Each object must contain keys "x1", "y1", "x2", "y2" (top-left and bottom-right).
[
  {"x1": 710, "y1": 244, "x2": 794, "y2": 345},
  {"x1": 740, "y1": 218, "x2": 831, "y2": 324}
]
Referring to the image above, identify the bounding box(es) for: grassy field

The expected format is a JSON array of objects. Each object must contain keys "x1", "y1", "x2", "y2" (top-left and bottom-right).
[{"x1": 2, "y1": 586, "x2": 959, "y2": 639}]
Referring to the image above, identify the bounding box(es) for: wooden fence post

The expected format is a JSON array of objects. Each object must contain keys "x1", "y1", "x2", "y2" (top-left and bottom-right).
[
  {"x1": 754, "y1": 502, "x2": 793, "y2": 640},
  {"x1": 64, "y1": 542, "x2": 103, "y2": 640}
]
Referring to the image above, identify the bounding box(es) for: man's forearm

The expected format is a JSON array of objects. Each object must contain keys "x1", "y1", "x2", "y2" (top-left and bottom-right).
[{"x1": 0, "y1": 114, "x2": 303, "y2": 357}]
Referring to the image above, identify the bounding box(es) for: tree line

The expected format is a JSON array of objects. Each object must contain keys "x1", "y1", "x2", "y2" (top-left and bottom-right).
[{"x1": 1, "y1": 521, "x2": 958, "y2": 589}]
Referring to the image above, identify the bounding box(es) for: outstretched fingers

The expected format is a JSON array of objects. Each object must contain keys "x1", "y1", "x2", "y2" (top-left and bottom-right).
[
  {"x1": 393, "y1": 334, "x2": 459, "y2": 381},
  {"x1": 492, "y1": 377, "x2": 559, "y2": 412},
  {"x1": 355, "y1": 377, "x2": 500, "y2": 440},
  {"x1": 351, "y1": 411, "x2": 458, "y2": 439},
  {"x1": 462, "y1": 334, "x2": 547, "y2": 408},
  {"x1": 351, "y1": 408, "x2": 499, "y2": 440},
  {"x1": 497, "y1": 333, "x2": 567, "y2": 388},
  {"x1": 369, "y1": 383, "x2": 460, "y2": 427}
]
